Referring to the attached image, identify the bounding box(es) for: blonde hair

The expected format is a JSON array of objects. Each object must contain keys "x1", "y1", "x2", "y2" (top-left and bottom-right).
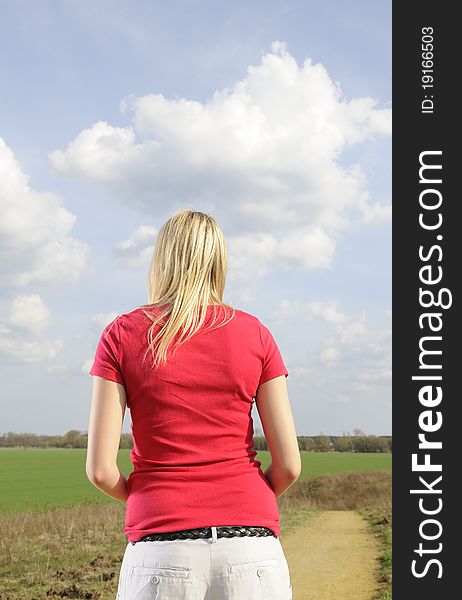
[{"x1": 141, "y1": 207, "x2": 235, "y2": 368}]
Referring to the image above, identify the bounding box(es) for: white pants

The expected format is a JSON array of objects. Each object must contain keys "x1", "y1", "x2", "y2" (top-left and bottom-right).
[{"x1": 116, "y1": 526, "x2": 293, "y2": 599}]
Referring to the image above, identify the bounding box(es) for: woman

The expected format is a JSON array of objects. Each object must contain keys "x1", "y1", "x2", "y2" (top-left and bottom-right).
[{"x1": 86, "y1": 208, "x2": 301, "y2": 599}]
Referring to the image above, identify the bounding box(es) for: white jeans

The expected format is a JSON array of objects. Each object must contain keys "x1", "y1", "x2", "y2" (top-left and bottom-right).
[{"x1": 116, "y1": 526, "x2": 293, "y2": 599}]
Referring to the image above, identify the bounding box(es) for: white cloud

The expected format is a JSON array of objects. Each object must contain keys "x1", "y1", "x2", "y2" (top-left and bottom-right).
[
  {"x1": 276, "y1": 298, "x2": 367, "y2": 343},
  {"x1": 81, "y1": 357, "x2": 94, "y2": 376},
  {"x1": 85, "y1": 312, "x2": 122, "y2": 374},
  {"x1": 335, "y1": 393, "x2": 351, "y2": 404},
  {"x1": 91, "y1": 311, "x2": 121, "y2": 330},
  {"x1": 359, "y1": 368, "x2": 392, "y2": 381},
  {"x1": 0, "y1": 294, "x2": 63, "y2": 362},
  {"x1": 230, "y1": 287, "x2": 256, "y2": 304},
  {"x1": 50, "y1": 41, "x2": 391, "y2": 276},
  {"x1": 351, "y1": 382, "x2": 374, "y2": 393},
  {"x1": 113, "y1": 221, "x2": 336, "y2": 280},
  {"x1": 357, "y1": 190, "x2": 392, "y2": 224},
  {"x1": 113, "y1": 225, "x2": 157, "y2": 267},
  {"x1": 304, "y1": 300, "x2": 351, "y2": 326},
  {"x1": 0, "y1": 335, "x2": 63, "y2": 362},
  {"x1": 8, "y1": 294, "x2": 50, "y2": 335},
  {"x1": 47, "y1": 364, "x2": 69, "y2": 375},
  {"x1": 0, "y1": 138, "x2": 89, "y2": 287},
  {"x1": 228, "y1": 225, "x2": 336, "y2": 280},
  {"x1": 50, "y1": 122, "x2": 136, "y2": 185},
  {"x1": 321, "y1": 345, "x2": 338, "y2": 363},
  {"x1": 272, "y1": 297, "x2": 391, "y2": 394}
]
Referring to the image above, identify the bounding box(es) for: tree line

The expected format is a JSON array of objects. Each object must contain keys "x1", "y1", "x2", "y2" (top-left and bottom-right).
[{"x1": 0, "y1": 431, "x2": 391, "y2": 452}]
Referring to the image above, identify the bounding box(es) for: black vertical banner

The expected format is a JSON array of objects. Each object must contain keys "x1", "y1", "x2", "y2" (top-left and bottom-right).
[{"x1": 393, "y1": 1, "x2": 458, "y2": 597}]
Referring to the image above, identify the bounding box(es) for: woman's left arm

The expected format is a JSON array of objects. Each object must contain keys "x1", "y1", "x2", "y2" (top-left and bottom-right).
[{"x1": 86, "y1": 375, "x2": 129, "y2": 502}]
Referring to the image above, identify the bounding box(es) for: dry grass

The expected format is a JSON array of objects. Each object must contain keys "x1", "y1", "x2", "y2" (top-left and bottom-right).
[
  {"x1": 277, "y1": 469, "x2": 392, "y2": 511},
  {"x1": 359, "y1": 507, "x2": 392, "y2": 600},
  {"x1": 0, "y1": 471, "x2": 391, "y2": 599},
  {"x1": 0, "y1": 501, "x2": 127, "y2": 599}
]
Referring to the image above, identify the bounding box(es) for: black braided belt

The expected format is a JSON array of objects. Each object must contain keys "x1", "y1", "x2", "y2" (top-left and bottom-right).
[{"x1": 132, "y1": 525, "x2": 276, "y2": 544}]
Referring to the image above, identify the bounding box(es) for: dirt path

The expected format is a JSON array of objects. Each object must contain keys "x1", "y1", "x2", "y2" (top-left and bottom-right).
[{"x1": 280, "y1": 510, "x2": 381, "y2": 600}]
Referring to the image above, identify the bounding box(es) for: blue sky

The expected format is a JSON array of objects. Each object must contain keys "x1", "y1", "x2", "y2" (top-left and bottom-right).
[{"x1": 0, "y1": 0, "x2": 391, "y2": 436}]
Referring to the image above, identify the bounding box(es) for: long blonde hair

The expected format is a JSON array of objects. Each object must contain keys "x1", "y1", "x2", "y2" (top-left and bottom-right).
[{"x1": 141, "y1": 208, "x2": 235, "y2": 368}]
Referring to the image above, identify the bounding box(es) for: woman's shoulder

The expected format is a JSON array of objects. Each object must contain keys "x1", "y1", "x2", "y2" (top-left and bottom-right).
[
  {"x1": 115, "y1": 303, "x2": 262, "y2": 329},
  {"x1": 113, "y1": 305, "x2": 154, "y2": 328},
  {"x1": 231, "y1": 306, "x2": 260, "y2": 325}
]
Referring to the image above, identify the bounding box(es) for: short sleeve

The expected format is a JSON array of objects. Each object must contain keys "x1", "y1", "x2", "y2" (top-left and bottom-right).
[
  {"x1": 258, "y1": 321, "x2": 289, "y2": 387},
  {"x1": 89, "y1": 316, "x2": 125, "y2": 385}
]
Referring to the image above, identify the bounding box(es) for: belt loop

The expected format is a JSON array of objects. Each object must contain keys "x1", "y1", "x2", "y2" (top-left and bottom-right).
[{"x1": 211, "y1": 526, "x2": 218, "y2": 544}]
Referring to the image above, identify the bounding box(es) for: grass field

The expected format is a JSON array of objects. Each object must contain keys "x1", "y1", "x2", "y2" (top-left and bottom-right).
[
  {"x1": 0, "y1": 448, "x2": 392, "y2": 599},
  {"x1": 0, "y1": 469, "x2": 392, "y2": 599},
  {"x1": 0, "y1": 448, "x2": 391, "y2": 514}
]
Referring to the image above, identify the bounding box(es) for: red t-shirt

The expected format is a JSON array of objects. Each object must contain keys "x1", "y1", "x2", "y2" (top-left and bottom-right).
[{"x1": 89, "y1": 304, "x2": 289, "y2": 541}]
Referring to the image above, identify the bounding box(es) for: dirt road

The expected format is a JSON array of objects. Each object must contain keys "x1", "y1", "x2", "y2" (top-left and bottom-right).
[{"x1": 280, "y1": 510, "x2": 381, "y2": 600}]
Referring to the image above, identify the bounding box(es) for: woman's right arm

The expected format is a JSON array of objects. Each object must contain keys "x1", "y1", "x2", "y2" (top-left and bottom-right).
[{"x1": 255, "y1": 374, "x2": 301, "y2": 496}]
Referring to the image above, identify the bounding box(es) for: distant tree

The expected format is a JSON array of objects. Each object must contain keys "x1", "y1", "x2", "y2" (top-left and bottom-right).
[
  {"x1": 366, "y1": 436, "x2": 390, "y2": 453},
  {"x1": 64, "y1": 430, "x2": 81, "y2": 447},
  {"x1": 313, "y1": 435, "x2": 331, "y2": 452},
  {"x1": 333, "y1": 436, "x2": 354, "y2": 452},
  {"x1": 299, "y1": 437, "x2": 315, "y2": 451},
  {"x1": 352, "y1": 436, "x2": 367, "y2": 452},
  {"x1": 253, "y1": 436, "x2": 267, "y2": 451},
  {"x1": 352, "y1": 435, "x2": 390, "y2": 453},
  {"x1": 353, "y1": 428, "x2": 366, "y2": 437},
  {"x1": 120, "y1": 433, "x2": 134, "y2": 450}
]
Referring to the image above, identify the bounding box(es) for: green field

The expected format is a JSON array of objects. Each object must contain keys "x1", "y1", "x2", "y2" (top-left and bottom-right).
[{"x1": 0, "y1": 448, "x2": 391, "y2": 515}]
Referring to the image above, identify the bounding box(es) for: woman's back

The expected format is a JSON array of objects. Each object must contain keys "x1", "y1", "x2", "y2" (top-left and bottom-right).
[
  {"x1": 89, "y1": 303, "x2": 289, "y2": 541},
  {"x1": 87, "y1": 208, "x2": 296, "y2": 598}
]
